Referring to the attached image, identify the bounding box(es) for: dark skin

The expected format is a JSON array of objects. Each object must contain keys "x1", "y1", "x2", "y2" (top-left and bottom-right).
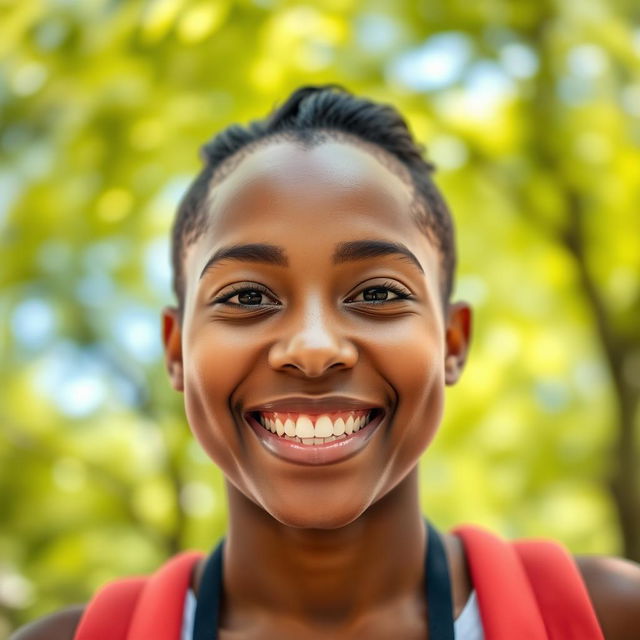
[{"x1": 12, "y1": 140, "x2": 640, "y2": 639}]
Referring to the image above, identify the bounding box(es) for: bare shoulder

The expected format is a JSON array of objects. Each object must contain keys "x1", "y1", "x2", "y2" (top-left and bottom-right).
[
  {"x1": 9, "y1": 605, "x2": 85, "y2": 640},
  {"x1": 576, "y1": 554, "x2": 640, "y2": 640}
]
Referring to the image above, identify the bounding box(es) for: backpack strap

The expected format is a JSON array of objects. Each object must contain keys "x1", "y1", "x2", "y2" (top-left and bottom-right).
[
  {"x1": 454, "y1": 525, "x2": 604, "y2": 640},
  {"x1": 74, "y1": 551, "x2": 204, "y2": 640},
  {"x1": 73, "y1": 577, "x2": 146, "y2": 640},
  {"x1": 127, "y1": 551, "x2": 203, "y2": 639},
  {"x1": 514, "y1": 539, "x2": 604, "y2": 639},
  {"x1": 454, "y1": 525, "x2": 548, "y2": 639}
]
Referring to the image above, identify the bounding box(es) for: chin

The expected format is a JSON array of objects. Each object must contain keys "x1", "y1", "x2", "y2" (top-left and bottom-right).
[{"x1": 261, "y1": 491, "x2": 374, "y2": 530}]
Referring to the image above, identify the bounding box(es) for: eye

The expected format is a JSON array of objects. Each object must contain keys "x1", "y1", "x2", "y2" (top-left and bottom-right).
[
  {"x1": 210, "y1": 281, "x2": 413, "y2": 309},
  {"x1": 211, "y1": 283, "x2": 280, "y2": 308},
  {"x1": 347, "y1": 281, "x2": 413, "y2": 304}
]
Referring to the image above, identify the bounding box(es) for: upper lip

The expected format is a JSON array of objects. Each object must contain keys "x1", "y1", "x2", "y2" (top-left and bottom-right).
[{"x1": 245, "y1": 395, "x2": 384, "y2": 415}]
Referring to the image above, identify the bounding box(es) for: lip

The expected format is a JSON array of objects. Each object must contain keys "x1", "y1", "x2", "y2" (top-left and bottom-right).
[
  {"x1": 245, "y1": 395, "x2": 381, "y2": 414},
  {"x1": 245, "y1": 409, "x2": 386, "y2": 466}
]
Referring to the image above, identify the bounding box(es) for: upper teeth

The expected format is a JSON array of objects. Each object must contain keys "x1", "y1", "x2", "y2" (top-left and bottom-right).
[{"x1": 257, "y1": 411, "x2": 373, "y2": 439}]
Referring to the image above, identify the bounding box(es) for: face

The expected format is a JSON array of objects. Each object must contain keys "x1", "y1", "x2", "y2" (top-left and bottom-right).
[{"x1": 163, "y1": 140, "x2": 471, "y2": 529}]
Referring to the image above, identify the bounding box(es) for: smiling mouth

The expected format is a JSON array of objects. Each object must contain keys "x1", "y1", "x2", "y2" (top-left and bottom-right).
[{"x1": 248, "y1": 409, "x2": 383, "y2": 445}]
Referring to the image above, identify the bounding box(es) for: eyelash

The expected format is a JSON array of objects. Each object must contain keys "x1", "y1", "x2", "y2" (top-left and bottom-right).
[{"x1": 211, "y1": 281, "x2": 413, "y2": 308}]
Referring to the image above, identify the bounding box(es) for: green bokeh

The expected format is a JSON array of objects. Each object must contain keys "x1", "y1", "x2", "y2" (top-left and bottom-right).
[{"x1": 1, "y1": 0, "x2": 639, "y2": 634}]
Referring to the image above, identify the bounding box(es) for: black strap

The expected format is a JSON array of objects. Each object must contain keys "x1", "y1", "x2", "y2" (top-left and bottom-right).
[
  {"x1": 192, "y1": 537, "x2": 225, "y2": 640},
  {"x1": 425, "y1": 521, "x2": 456, "y2": 640},
  {"x1": 193, "y1": 521, "x2": 455, "y2": 639}
]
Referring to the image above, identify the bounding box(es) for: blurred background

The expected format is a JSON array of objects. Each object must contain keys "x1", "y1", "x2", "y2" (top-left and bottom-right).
[{"x1": 1, "y1": 0, "x2": 639, "y2": 634}]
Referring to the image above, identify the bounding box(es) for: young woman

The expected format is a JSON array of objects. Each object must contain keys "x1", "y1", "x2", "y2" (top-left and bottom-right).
[{"x1": 13, "y1": 85, "x2": 640, "y2": 639}]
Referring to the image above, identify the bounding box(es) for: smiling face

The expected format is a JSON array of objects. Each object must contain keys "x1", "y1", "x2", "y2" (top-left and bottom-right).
[{"x1": 162, "y1": 139, "x2": 470, "y2": 529}]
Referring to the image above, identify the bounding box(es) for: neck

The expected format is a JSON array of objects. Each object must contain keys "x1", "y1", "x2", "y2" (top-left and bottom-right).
[{"x1": 220, "y1": 468, "x2": 426, "y2": 628}]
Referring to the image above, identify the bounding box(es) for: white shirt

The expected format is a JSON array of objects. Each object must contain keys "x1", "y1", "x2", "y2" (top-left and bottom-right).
[{"x1": 181, "y1": 587, "x2": 484, "y2": 639}]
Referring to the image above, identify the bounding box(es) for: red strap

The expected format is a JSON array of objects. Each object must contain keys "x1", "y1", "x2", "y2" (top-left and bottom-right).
[
  {"x1": 74, "y1": 552, "x2": 203, "y2": 640},
  {"x1": 127, "y1": 551, "x2": 203, "y2": 640},
  {"x1": 454, "y1": 525, "x2": 548, "y2": 639},
  {"x1": 74, "y1": 577, "x2": 146, "y2": 640},
  {"x1": 514, "y1": 540, "x2": 604, "y2": 640}
]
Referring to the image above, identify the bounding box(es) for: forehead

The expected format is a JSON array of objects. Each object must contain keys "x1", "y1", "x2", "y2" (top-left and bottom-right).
[{"x1": 188, "y1": 139, "x2": 439, "y2": 274}]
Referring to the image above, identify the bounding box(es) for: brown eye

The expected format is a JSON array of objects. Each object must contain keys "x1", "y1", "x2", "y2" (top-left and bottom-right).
[
  {"x1": 363, "y1": 287, "x2": 393, "y2": 301},
  {"x1": 237, "y1": 290, "x2": 264, "y2": 305},
  {"x1": 349, "y1": 282, "x2": 412, "y2": 304},
  {"x1": 211, "y1": 283, "x2": 280, "y2": 308}
]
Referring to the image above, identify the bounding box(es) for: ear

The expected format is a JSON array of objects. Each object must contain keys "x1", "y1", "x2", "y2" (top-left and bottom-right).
[
  {"x1": 162, "y1": 306, "x2": 184, "y2": 392},
  {"x1": 444, "y1": 301, "x2": 472, "y2": 386}
]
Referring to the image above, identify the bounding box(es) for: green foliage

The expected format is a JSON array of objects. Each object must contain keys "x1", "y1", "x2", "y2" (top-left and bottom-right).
[{"x1": 1, "y1": 0, "x2": 639, "y2": 634}]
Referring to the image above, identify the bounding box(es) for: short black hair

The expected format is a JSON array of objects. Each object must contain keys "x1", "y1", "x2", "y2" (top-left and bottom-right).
[{"x1": 171, "y1": 84, "x2": 456, "y2": 313}]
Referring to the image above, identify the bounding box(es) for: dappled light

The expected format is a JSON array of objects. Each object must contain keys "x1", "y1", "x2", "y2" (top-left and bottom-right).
[{"x1": 1, "y1": 0, "x2": 638, "y2": 635}]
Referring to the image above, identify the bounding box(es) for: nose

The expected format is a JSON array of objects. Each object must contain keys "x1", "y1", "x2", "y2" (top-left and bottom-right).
[{"x1": 268, "y1": 302, "x2": 358, "y2": 378}]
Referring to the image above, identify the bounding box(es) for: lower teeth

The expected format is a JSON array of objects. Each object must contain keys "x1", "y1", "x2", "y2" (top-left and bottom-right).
[{"x1": 283, "y1": 434, "x2": 347, "y2": 444}]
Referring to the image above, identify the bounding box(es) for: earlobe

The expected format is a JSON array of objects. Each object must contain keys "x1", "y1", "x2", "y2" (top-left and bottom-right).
[
  {"x1": 162, "y1": 306, "x2": 184, "y2": 392},
  {"x1": 444, "y1": 301, "x2": 472, "y2": 386}
]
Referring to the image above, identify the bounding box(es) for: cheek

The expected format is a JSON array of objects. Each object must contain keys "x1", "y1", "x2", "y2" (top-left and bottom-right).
[
  {"x1": 367, "y1": 315, "x2": 444, "y2": 395},
  {"x1": 368, "y1": 317, "x2": 445, "y2": 450},
  {"x1": 182, "y1": 325, "x2": 256, "y2": 469}
]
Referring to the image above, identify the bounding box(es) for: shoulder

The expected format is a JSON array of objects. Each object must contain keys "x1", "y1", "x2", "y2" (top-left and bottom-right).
[
  {"x1": 9, "y1": 605, "x2": 85, "y2": 640},
  {"x1": 576, "y1": 554, "x2": 640, "y2": 640}
]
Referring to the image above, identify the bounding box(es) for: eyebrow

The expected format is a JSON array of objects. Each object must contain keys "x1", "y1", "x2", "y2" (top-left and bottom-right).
[{"x1": 199, "y1": 239, "x2": 424, "y2": 279}]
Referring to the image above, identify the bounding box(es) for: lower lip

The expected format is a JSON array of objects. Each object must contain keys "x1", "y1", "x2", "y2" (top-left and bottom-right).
[{"x1": 245, "y1": 411, "x2": 385, "y2": 466}]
